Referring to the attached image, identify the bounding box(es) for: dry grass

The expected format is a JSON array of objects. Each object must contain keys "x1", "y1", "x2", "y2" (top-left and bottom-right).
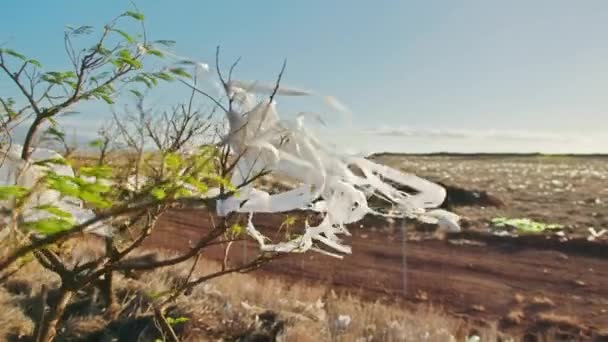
[
  {"x1": 0, "y1": 287, "x2": 34, "y2": 341},
  {"x1": 179, "y1": 254, "x2": 496, "y2": 341},
  {"x1": 535, "y1": 312, "x2": 583, "y2": 329},
  {"x1": 0, "y1": 244, "x2": 496, "y2": 341},
  {"x1": 530, "y1": 295, "x2": 555, "y2": 307},
  {"x1": 504, "y1": 309, "x2": 525, "y2": 325}
]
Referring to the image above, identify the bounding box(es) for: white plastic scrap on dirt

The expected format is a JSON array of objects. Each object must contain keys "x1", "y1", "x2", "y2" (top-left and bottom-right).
[
  {"x1": 335, "y1": 314, "x2": 352, "y2": 330},
  {"x1": 0, "y1": 144, "x2": 109, "y2": 239},
  {"x1": 213, "y1": 80, "x2": 458, "y2": 258},
  {"x1": 588, "y1": 227, "x2": 607, "y2": 241}
]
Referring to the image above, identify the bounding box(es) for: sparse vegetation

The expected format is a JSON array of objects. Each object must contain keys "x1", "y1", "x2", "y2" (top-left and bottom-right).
[
  {"x1": 0, "y1": 8, "x2": 282, "y2": 341},
  {"x1": 0, "y1": 245, "x2": 499, "y2": 341}
]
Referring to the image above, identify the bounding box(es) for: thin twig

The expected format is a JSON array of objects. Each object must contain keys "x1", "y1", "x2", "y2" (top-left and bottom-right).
[
  {"x1": 221, "y1": 240, "x2": 234, "y2": 272},
  {"x1": 177, "y1": 79, "x2": 228, "y2": 113}
]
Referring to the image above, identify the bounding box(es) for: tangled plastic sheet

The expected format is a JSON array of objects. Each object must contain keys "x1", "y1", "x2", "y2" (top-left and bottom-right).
[{"x1": 213, "y1": 81, "x2": 460, "y2": 258}]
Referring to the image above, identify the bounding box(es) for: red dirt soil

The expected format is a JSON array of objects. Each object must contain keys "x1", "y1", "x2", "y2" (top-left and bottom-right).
[{"x1": 145, "y1": 208, "x2": 608, "y2": 339}]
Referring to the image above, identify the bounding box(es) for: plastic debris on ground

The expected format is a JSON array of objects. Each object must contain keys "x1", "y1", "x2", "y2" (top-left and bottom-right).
[{"x1": 490, "y1": 217, "x2": 563, "y2": 236}]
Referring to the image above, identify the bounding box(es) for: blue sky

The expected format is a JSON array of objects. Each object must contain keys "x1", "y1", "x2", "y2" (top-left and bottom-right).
[{"x1": 2, "y1": 1, "x2": 608, "y2": 153}]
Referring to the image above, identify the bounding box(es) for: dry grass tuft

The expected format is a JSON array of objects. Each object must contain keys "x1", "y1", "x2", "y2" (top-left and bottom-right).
[
  {"x1": 61, "y1": 316, "x2": 108, "y2": 340},
  {"x1": 535, "y1": 312, "x2": 583, "y2": 329},
  {"x1": 4, "y1": 260, "x2": 59, "y2": 295},
  {"x1": 530, "y1": 296, "x2": 555, "y2": 307},
  {"x1": 0, "y1": 287, "x2": 34, "y2": 341},
  {"x1": 504, "y1": 309, "x2": 525, "y2": 325}
]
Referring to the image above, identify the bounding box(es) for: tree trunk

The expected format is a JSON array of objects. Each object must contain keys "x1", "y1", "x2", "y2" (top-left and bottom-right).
[
  {"x1": 21, "y1": 115, "x2": 43, "y2": 160},
  {"x1": 32, "y1": 285, "x2": 48, "y2": 341},
  {"x1": 102, "y1": 236, "x2": 118, "y2": 318}
]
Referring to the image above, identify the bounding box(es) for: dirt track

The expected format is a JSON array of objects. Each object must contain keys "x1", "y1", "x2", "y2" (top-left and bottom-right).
[{"x1": 145, "y1": 208, "x2": 608, "y2": 339}]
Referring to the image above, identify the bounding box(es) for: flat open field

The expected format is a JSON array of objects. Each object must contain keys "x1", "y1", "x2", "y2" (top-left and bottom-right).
[
  {"x1": 375, "y1": 153, "x2": 608, "y2": 238},
  {"x1": 145, "y1": 155, "x2": 608, "y2": 339}
]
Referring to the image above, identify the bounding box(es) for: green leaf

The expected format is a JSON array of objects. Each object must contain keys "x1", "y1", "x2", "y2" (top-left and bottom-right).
[
  {"x1": 99, "y1": 94, "x2": 114, "y2": 104},
  {"x1": 62, "y1": 71, "x2": 77, "y2": 78},
  {"x1": 154, "y1": 72, "x2": 173, "y2": 82},
  {"x1": 34, "y1": 157, "x2": 69, "y2": 166},
  {"x1": 183, "y1": 176, "x2": 208, "y2": 193},
  {"x1": 79, "y1": 190, "x2": 111, "y2": 208},
  {"x1": 96, "y1": 45, "x2": 112, "y2": 57},
  {"x1": 34, "y1": 204, "x2": 74, "y2": 219},
  {"x1": 64, "y1": 80, "x2": 78, "y2": 90},
  {"x1": 490, "y1": 217, "x2": 563, "y2": 234},
  {"x1": 44, "y1": 126, "x2": 66, "y2": 141},
  {"x1": 129, "y1": 89, "x2": 143, "y2": 98},
  {"x1": 41, "y1": 74, "x2": 61, "y2": 84},
  {"x1": 44, "y1": 172, "x2": 112, "y2": 208},
  {"x1": 116, "y1": 49, "x2": 142, "y2": 69},
  {"x1": 80, "y1": 165, "x2": 113, "y2": 179},
  {"x1": 112, "y1": 28, "x2": 135, "y2": 43},
  {"x1": 27, "y1": 59, "x2": 42, "y2": 67},
  {"x1": 119, "y1": 57, "x2": 142, "y2": 69},
  {"x1": 0, "y1": 185, "x2": 28, "y2": 200},
  {"x1": 151, "y1": 187, "x2": 167, "y2": 200},
  {"x1": 81, "y1": 180, "x2": 111, "y2": 193},
  {"x1": 104, "y1": 83, "x2": 115, "y2": 93},
  {"x1": 133, "y1": 75, "x2": 152, "y2": 88},
  {"x1": 169, "y1": 68, "x2": 191, "y2": 79},
  {"x1": 166, "y1": 316, "x2": 189, "y2": 325},
  {"x1": 0, "y1": 48, "x2": 26, "y2": 60},
  {"x1": 117, "y1": 49, "x2": 132, "y2": 59},
  {"x1": 228, "y1": 223, "x2": 243, "y2": 238},
  {"x1": 173, "y1": 187, "x2": 192, "y2": 199},
  {"x1": 205, "y1": 174, "x2": 235, "y2": 192},
  {"x1": 41, "y1": 71, "x2": 76, "y2": 85},
  {"x1": 88, "y1": 139, "x2": 104, "y2": 148},
  {"x1": 146, "y1": 49, "x2": 164, "y2": 58},
  {"x1": 45, "y1": 175, "x2": 80, "y2": 198},
  {"x1": 124, "y1": 11, "x2": 145, "y2": 21},
  {"x1": 282, "y1": 215, "x2": 297, "y2": 227},
  {"x1": 24, "y1": 217, "x2": 74, "y2": 235},
  {"x1": 164, "y1": 153, "x2": 182, "y2": 171}
]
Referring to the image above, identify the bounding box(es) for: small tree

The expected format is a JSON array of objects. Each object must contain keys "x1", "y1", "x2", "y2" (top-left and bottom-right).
[
  {"x1": 0, "y1": 10, "x2": 277, "y2": 342},
  {"x1": 0, "y1": 7, "x2": 451, "y2": 342}
]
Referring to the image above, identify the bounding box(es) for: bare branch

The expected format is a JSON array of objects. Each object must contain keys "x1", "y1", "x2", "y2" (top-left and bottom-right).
[
  {"x1": 0, "y1": 57, "x2": 42, "y2": 116},
  {"x1": 268, "y1": 59, "x2": 287, "y2": 105},
  {"x1": 177, "y1": 79, "x2": 228, "y2": 113}
]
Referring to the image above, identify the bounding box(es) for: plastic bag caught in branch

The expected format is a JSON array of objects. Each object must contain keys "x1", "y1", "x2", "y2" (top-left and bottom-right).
[{"x1": 211, "y1": 80, "x2": 459, "y2": 258}]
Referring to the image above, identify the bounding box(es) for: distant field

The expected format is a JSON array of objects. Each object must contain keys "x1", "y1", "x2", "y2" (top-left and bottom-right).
[{"x1": 371, "y1": 153, "x2": 608, "y2": 238}]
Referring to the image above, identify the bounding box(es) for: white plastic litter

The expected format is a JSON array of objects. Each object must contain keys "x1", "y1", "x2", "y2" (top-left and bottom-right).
[
  {"x1": 214, "y1": 81, "x2": 457, "y2": 257},
  {"x1": 467, "y1": 335, "x2": 481, "y2": 342},
  {"x1": 124, "y1": 174, "x2": 148, "y2": 192},
  {"x1": 588, "y1": 227, "x2": 607, "y2": 241},
  {"x1": 0, "y1": 144, "x2": 109, "y2": 238},
  {"x1": 335, "y1": 314, "x2": 352, "y2": 330},
  {"x1": 419, "y1": 209, "x2": 461, "y2": 233}
]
